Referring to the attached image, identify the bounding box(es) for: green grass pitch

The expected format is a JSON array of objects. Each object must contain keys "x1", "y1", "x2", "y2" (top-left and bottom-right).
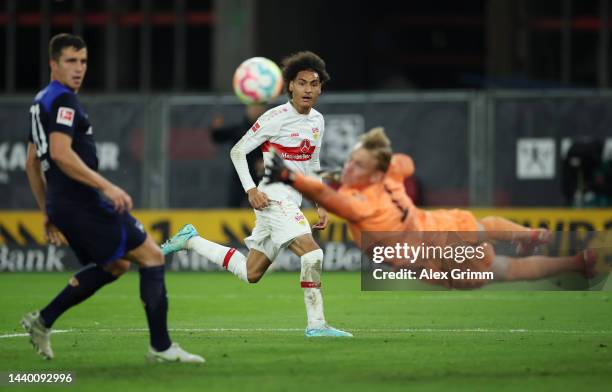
[{"x1": 1, "y1": 272, "x2": 611, "y2": 391}]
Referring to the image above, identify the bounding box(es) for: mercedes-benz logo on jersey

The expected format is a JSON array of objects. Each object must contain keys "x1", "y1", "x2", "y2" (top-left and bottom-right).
[{"x1": 299, "y1": 139, "x2": 312, "y2": 153}]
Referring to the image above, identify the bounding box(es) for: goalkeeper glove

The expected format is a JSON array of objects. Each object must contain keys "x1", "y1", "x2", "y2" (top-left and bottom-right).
[{"x1": 264, "y1": 149, "x2": 295, "y2": 184}]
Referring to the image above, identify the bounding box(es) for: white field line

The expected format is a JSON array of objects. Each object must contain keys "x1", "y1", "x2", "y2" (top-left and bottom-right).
[
  {"x1": 2, "y1": 327, "x2": 612, "y2": 339},
  {"x1": 1, "y1": 329, "x2": 73, "y2": 339}
]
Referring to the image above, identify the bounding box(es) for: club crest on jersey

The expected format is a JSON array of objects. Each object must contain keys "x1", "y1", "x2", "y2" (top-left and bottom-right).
[
  {"x1": 251, "y1": 122, "x2": 260, "y2": 133},
  {"x1": 299, "y1": 139, "x2": 312, "y2": 153},
  {"x1": 312, "y1": 127, "x2": 320, "y2": 140},
  {"x1": 57, "y1": 107, "x2": 75, "y2": 126}
]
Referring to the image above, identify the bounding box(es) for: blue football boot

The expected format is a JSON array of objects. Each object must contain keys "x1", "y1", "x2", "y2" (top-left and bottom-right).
[
  {"x1": 305, "y1": 324, "x2": 353, "y2": 337},
  {"x1": 161, "y1": 224, "x2": 198, "y2": 256}
]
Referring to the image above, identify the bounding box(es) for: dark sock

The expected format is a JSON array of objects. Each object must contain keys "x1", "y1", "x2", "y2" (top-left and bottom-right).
[
  {"x1": 40, "y1": 264, "x2": 117, "y2": 328},
  {"x1": 139, "y1": 265, "x2": 171, "y2": 351}
]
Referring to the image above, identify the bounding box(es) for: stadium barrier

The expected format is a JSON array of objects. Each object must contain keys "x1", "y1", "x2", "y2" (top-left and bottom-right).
[
  {"x1": 3, "y1": 92, "x2": 611, "y2": 211},
  {"x1": 0, "y1": 208, "x2": 610, "y2": 272}
]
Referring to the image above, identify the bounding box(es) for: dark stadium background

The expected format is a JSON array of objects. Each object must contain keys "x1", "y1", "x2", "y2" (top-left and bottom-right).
[{"x1": 1, "y1": 0, "x2": 611, "y2": 92}]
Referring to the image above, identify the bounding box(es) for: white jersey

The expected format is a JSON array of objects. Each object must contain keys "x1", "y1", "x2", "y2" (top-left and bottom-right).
[{"x1": 230, "y1": 101, "x2": 325, "y2": 206}]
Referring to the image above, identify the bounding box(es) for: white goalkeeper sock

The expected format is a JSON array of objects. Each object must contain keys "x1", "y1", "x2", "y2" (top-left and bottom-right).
[{"x1": 187, "y1": 237, "x2": 248, "y2": 283}]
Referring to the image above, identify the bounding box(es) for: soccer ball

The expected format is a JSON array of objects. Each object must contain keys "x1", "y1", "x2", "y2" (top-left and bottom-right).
[{"x1": 232, "y1": 57, "x2": 283, "y2": 104}]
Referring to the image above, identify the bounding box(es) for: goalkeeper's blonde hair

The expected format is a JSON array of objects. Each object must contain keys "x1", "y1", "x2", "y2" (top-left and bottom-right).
[{"x1": 360, "y1": 127, "x2": 392, "y2": 172}]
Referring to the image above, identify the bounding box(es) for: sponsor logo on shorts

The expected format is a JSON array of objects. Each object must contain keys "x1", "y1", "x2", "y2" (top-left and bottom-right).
[
  {"x1": 57, "y1": 107, "x2": 75, "y2": 127},
  {"x1": 294, "y1": 213, "x2": 306, "y2": 225},
  {"x1": 290, "y1": 132, "x2": 300, "y2": 137}
]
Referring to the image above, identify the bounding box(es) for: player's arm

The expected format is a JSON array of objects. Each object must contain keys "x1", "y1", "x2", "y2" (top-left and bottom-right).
[
  {"x1": 229, "y1": 113, "x2": 278, "y2": 210},
  {"x1": 265, "y1": 152, "x2": 372, "y2": 222},
  {"x1": 48, "y1": 94, "x2": 132, "y2": 212},
  {"x1": 25, "y1": 142, "x2": 46, "y2": 211},
  {"x1": 25, "y1": 142, "x2": 67, "y2": 245},
  {"x1": 308, "y1": 119, "x2": 328, "y2": 230},
  {"x1": 293, "y1": 173, "x2": 370, "y2": 222},
  {"x1": 49, "y1": 133, "x2": 132, "y2": 213},
  {"x1": 312, "y1": 202, "x2": 329, "y2": 230},
  {"x1": 386, "y1": 153, "x2": 415, "y2": 182}
]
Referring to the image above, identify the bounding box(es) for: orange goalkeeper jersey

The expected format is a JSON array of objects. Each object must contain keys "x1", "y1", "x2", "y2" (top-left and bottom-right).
[{"x1": 292, "y1": 153, "x2": 478, "y2": 247}]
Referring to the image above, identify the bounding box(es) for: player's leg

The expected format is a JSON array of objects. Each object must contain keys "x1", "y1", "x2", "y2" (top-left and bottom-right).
[
  {"x1": 478, "y1": 216, "x2": 551, "y2": 253},
  {"x1": 187, "y1": 234, "x2": 274, "y2": 283},
  {"x1": 43, "y1": 260, "x2": 126, "y2": 319},
  {"x1": 444, "y1": 241, "x2": 495, "y2": 290},
  {"x1": 21, "y1": 244, "x2": 129, "y2": 361},
  {"x1": 244, "y1": 249, "x2": 273, "y2": 283},
  {"x1": 37, "y1": 260, "x2": 129, "y2": 328},
  {"x1": 162, "y1": 223, "x2": 273, "y2": 283},
  {"x1": 287, "y1": 235, "x2": 326, "y2": 329},
  {"x1": 125, "y1": 233, "x2": 204, "y2": 363},
  {"x1": 188, "y1": 235, "x2": 273, "y2": 283},
  {"x1": 427, "y1": 210, "x2": 547, "y2": 249},
  {"x1": 491, "y1": 250, "x2": 597, "y2": 281},
  {"x1": 288, "y1": 234, "x2": 352, "y2": 337},
  {"x1": 21, "y1": 259, "x2": 129, "y2": 360}
]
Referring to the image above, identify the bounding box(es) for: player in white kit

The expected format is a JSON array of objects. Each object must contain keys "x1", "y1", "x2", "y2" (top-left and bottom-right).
[{"x1": 162, "y1": 51, "x2": 352, "y2": 337}]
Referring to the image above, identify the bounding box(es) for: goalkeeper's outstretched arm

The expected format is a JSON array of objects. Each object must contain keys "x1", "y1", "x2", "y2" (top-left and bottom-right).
[
  {"x1": 264, "y1": 160, "x2": 366, "y2": 223},
  {"x1": 293, "y1": 174, "x2": 366, "y2": 222},
  {"x1": 265, "y1": 149, "x2": 371, "y2": 222}
]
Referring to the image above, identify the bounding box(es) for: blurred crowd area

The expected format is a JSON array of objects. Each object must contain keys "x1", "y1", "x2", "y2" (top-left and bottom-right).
[{"x1": 1, "y1": 0, "x2": 612, "y2": 93}]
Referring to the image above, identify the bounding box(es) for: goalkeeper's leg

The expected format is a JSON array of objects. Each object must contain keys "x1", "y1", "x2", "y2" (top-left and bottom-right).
[
  {"x1": 478, "y1": 216, "x2": 551, "y2": 255},
  {"x1": 491, "y1": 250, "x2": 597, "y2": 281}
]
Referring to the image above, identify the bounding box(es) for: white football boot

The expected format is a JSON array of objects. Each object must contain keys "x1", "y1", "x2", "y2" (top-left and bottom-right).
[
  {"x1": 21, "y1": 311, "x2": 54, "y2": 360},
  {"x1": 146, "y1": 343, "x2": 205, "y2": 364}
]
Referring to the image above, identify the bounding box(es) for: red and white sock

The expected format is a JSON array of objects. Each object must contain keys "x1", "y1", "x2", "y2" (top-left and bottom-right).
[
  {"x1": 303, "y1": 287, "x2": 326, "y2": 329},
  {"x1": 187, "y1": 237, "x2": 248, "y2": 283},
  {"x1": 301, "y1": 249, "x2": 326, "y2": 329}
]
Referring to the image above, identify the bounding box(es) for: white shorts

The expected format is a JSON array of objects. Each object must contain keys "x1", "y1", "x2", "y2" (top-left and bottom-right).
[{"x1": 244, "y1": 198, "x2": 312, "y2": 261}]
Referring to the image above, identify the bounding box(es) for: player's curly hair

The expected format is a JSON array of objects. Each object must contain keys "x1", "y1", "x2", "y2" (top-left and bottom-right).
[
  {"x1": 360, "y1": 127, "x2": 392, "y2": 172},
  {"x1": 49, "y1": 33, "x2": 86, "y2": 61},
  {"x1": 281, "y1": 51, "x2": 330, "y2": 98}
]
